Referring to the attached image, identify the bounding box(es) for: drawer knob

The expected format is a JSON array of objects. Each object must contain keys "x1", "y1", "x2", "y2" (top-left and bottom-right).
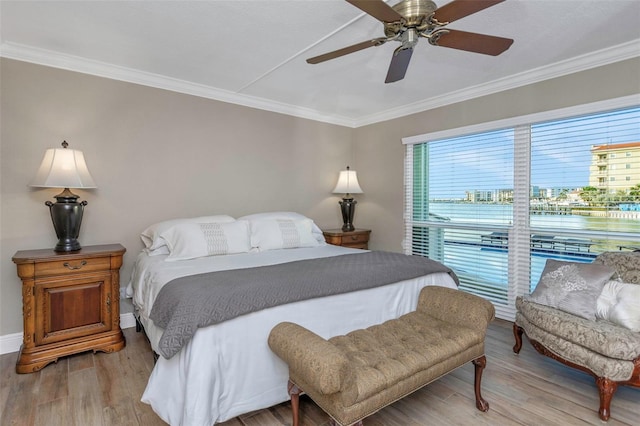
[
  {"x1": 63, "y1": 260, "x2": 87, "y2": 270},
  {"x1": 351, "y1": 236, "x2": 359, "y2": 240}
]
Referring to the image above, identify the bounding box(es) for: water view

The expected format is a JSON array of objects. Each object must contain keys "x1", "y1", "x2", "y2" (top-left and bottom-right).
[
  {"x1": 408, "y1": 105, "x2": 640, "y2": 308},
  {"x1": 429, "y1": 201, "x2": 640, "y2": 232},
  {"x1": 419, "y1": 202, "x2": 640, "y2": 301}
]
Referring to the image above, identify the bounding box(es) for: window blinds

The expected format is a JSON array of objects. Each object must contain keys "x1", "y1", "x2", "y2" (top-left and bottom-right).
[{"x1": 404, "y1": 100, "x2": 640, "y2": 320}]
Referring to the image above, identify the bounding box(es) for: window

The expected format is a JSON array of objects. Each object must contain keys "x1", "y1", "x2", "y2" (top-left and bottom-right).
[
  {"x1": 404, "y1": 99, "x2": 640, "y2": 320},
  {"x1": 408, "y1": 131, "x2": 514, "y2": 307}
]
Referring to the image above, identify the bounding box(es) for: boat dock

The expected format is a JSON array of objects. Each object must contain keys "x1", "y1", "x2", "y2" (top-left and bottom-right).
[{"x1": 446, "y1": 232, "x2": 596, "y2": 258}]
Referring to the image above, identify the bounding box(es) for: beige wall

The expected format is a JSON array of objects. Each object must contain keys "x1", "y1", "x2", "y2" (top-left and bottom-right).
[
  {"x1": 353, "y1": 58, "x2": 640, "y2": 253},
  {"x1": 1, "y1": 56, "x2": 638, "y2": 337},
  {"x1": 0, "y1": 58, "x2": 353, "y2": 335}
]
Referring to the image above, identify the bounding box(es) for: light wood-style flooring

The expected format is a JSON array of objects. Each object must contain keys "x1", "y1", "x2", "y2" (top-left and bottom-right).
[{"x1": 1, "y1": 320, "x2": 638, "y2": 425}]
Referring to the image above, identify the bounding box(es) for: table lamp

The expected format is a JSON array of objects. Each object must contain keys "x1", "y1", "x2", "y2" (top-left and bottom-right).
[
  {"x1": 332, "y1": 166, "x2": 363, "y2": 232},
  {"x1": 30, "y1": 141, "x2": 97, "y2": 252}
]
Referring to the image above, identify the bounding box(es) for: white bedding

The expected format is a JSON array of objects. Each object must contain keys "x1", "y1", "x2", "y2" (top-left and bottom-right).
[{"x1": 128, "y1": 245, "x2": 457, "y2": 425}]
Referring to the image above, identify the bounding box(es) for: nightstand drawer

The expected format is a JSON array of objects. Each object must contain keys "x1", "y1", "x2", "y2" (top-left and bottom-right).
[
  {"x1": 343, "y1": 242, "x2": 369, "y2": 249},
  {"x1": 343, "y1": 233, "x2": 369, "y2": 244},
  {"x1": 35, "y1": 256, "x2": 111, "y2": 277},
  {"x1": 322, "y1": 229, "x2": 371, "y2": 250}
]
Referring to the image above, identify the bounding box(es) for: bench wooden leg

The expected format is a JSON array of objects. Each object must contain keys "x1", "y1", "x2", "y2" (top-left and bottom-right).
[
  {"x1": 472, "y1": 355, "x2": 490, "y2": 412},
  {"x1": 288, "y1": 380, "x2": 301, "y2": 426},
  {"x1": 513, "y1": 323, "x2": 524, "y2": 354}
]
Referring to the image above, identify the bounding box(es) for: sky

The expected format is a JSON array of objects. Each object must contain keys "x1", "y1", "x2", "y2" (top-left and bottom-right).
[{"x1": 425, "y1": 106, "x2": 640, "y2": 199}]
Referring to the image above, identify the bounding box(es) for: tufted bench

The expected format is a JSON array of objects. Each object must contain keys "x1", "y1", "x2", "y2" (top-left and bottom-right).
[{"x1": 268, "y1": 286, "x2": 495, "y2": 426}]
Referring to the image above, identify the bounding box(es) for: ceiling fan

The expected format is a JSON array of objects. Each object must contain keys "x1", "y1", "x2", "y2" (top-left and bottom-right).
[{"x1": 307, "y1": 0, "x2": 514, "y2": 83}]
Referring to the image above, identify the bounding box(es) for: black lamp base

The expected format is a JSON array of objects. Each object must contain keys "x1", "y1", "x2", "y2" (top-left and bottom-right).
[
  {"x1": 339, "y1": 197, "x2": 357, "y2": 232},
  {"x1": 46, "y1": 188, "x2": 87, "y2": 252}
]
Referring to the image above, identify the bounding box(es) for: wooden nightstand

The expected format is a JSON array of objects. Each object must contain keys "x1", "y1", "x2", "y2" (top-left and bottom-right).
[
  {"x1": 12, "y1": 244, "x2": 126, "y2": 373},
  {"x1": 322, "y1": 229, "x2": 371, "y2": 250}
]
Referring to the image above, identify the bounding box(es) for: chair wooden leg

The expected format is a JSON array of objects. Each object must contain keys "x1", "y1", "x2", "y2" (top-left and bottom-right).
[
  {"x1": 596, "y1": 376, "x2": 618, "y2": 421},
  {"x1": 513, "y1": 323, "x2": 524, "y2": 354},
  {"x1": 288, "y1": 380, "x2": 301, "y2": 426},
  {"x1": 472, "y1": 355, "x2": 490, "y2": 412}
]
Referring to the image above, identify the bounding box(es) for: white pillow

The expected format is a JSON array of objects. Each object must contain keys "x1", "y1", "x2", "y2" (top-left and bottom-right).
[
  {"x1": 249, "y1": 218, "x2": 320, "y2": 251},
  {"x1": 596, "y1": 280, "x2": 640, "y2": 332},
  {"x1": 160, "y1": 221, "x2": 251, "y2": 261},
  {"x1": 141, "y1": 215, "x2": 236, "y2": 252},
  {"x1": 143, "y1": 246, "x2": 170, "y2": 256},
  {"x1": 238, "y1": 212, "x2": 326, "y2": 245}
]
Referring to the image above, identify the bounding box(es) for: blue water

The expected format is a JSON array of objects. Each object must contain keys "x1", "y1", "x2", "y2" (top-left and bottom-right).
[
  {"x1": 420, "y1": 202, "x2": 640, "y2": 299},
  {"x1": 428, "y1": 202, "x2": 640, "y2": 232}
]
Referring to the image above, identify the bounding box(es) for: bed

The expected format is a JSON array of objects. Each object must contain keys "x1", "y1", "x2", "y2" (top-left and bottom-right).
[{"x1": 126, "y1": 212, "x2": 458, "y2": 426}]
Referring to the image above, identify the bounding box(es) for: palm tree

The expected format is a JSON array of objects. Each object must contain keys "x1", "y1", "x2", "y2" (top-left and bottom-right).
[
  {"x1": 579, "y1": 186, "x2": 600, "y2": 206},
  {"x1": 629, "y1": 183, "x2": 640, "y2": 202}
]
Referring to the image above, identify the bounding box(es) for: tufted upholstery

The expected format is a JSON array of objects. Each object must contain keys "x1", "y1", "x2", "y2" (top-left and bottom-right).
[
  {"x1": 514, "y1": 251, "x2": 640, "y2": 421},
  {"x1": 269, "y1": 286, "x2": 495, "y2": 426}
]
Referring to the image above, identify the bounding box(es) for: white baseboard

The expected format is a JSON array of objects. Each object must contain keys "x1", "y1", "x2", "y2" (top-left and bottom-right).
[
  {"x1": 120, "y1": 312, "x2": 137, "y2": 330},
  {"x1": 0, "y1": 312, "x2": 138, "y2": 355},
  {"x1": 0, "y1": 333, "x2": 23, "y2": 356}
]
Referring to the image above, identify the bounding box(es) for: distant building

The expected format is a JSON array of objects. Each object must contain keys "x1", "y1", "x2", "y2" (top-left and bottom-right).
[
  {"x1": 540, "y1": 187, "x2": 574, "y2": 200},
  {"x1": 530, "y1": 186, "x2": 541, "y2": 198},
  {"x1": 496, "y1": 189, "x2": 513, "y2": 202},
  {"x1": 464, "y1": 187, "x2": 535, "y2": 202},
  {"x1": 465, "y1": 190, "x2": 494, "y2": 202},
  {"x1": 589, "y1": 142, "x2": 640, "y2": 193}
]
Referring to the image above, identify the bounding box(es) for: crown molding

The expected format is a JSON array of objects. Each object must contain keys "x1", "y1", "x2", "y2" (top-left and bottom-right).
[
  {"x1": 2, "y1": 40, "x2": 638, "y2": 129},
  {"x1": 353, "y1": 39, "x2": 640, "y2": 127},
  {"x1": 0, "y1": 42, "x2": 356, "y2": 128}
]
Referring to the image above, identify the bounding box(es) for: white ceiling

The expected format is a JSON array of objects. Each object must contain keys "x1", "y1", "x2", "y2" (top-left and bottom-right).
[{"x1": 1, "y1": 0, "x2": 639, "y2": 127}]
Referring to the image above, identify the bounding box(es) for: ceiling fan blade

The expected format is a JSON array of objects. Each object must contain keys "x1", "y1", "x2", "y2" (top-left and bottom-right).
[
  {"x1": 385, "y1": 48, "x2": 413, "y2": 83},
  {"x1": 434, "y1": 0, "x2": 505, "y2": 24},
  {"x1": 346, "y1": 0, "x2": 404, "y2": 23},
  {"x1": 307, "y1": 37, "x2": 388, "y2": 64},
  {"x1": 433, "y1": 29, "x2": 513, "y2": 56}
]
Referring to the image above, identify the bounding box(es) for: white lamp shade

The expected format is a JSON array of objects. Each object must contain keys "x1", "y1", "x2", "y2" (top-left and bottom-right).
[
  {"x1": 30, "y1": 147, "x2": 97, "y2": 189},
  {"x1": 332, "y1": 169, "x2": 363, "y2": 195}
]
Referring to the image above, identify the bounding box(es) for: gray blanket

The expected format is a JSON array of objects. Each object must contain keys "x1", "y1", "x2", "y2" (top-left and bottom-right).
[{"x1": 150, "y1": 251, "x2": 459, "y2": 358}]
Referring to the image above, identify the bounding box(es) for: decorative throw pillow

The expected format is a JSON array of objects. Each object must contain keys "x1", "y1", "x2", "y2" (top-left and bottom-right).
[
  {"x1": 160, "y1": 220, "x2": 251, "y2": 261},
  {"x1": 527, "y1": 259, "x2": 615, "y2": 320},
  {"x1": 249, "y1": 218, "x2": 320, "y2": 251},
  {"x1": 596, "y1": 280, "x2": 640, "y2": 332},
  {"x1": 238, "y1": 212, "x2": 326, "y2": 245},
  {"x1": 140, "y1": 215, "x2": 236, "y2": 252}
]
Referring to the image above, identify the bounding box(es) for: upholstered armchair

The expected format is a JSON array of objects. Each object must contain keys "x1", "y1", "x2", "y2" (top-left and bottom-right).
[{"x1": 513, "y1": 251, "x2": 640, "y2": 421}]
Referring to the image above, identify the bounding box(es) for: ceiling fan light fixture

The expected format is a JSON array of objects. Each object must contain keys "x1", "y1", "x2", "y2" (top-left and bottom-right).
[
  {"x1": 401, "y1": 28, "x2": 420, "y2": 49},
  {"x1": 307, "y1": 0, "x2": 513, "y2": 83}
]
